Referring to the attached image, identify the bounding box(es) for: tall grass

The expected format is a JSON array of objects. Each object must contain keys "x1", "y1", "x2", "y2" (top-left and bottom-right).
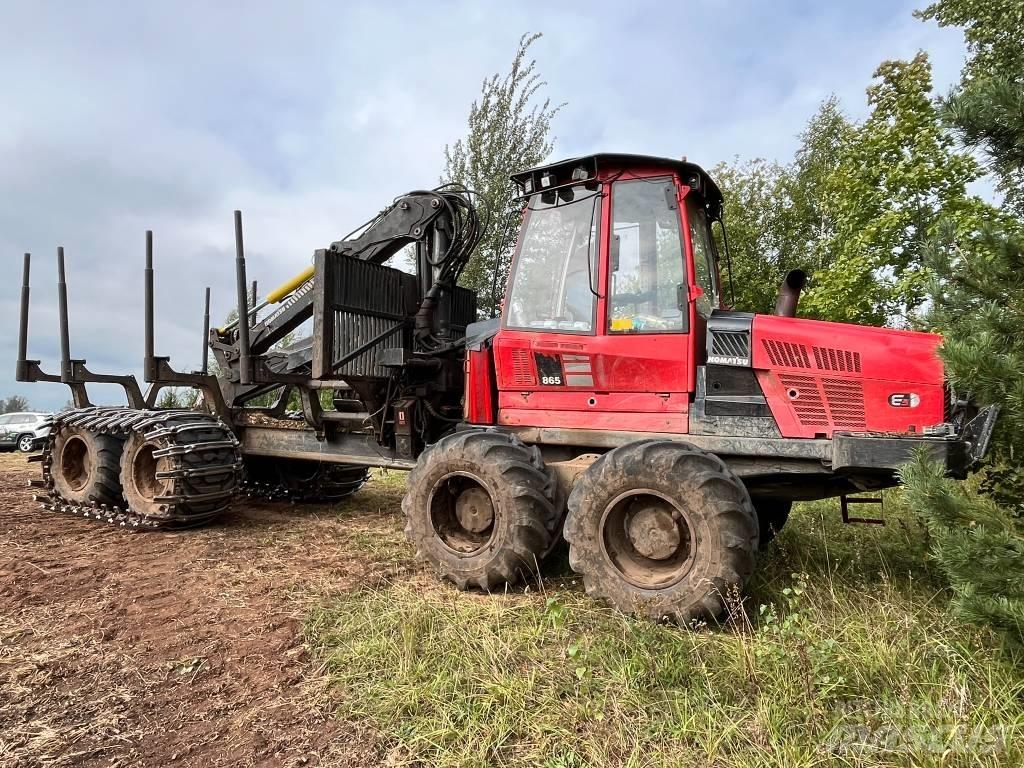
[{"x1": 307, "y1": 489, "x2": 1024, "y2": 767}]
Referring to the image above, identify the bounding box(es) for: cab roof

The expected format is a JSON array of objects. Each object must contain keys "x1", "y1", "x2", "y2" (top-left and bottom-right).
[{"x1": 511, "y1": 153, "x2": 722, "y2": 215}]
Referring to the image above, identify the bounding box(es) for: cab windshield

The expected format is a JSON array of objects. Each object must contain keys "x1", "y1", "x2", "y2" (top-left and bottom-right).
[{"x1": 504, "y1": 191, "x2": 600, "y2": 333}]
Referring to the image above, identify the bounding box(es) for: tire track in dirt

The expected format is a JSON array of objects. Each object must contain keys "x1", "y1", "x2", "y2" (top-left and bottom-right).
[{"x1": 0, "y1": 453, "x2": 412, "y2": 767}]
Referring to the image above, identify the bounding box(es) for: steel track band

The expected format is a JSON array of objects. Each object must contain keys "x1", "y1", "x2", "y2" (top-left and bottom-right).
[{"x1": 36, "y1": 406, "x2": 243, "y2": 530}]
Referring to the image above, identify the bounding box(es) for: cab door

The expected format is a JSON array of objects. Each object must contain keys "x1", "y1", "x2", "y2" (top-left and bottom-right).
[
  {"x1": 493, "y1": 175, "x2": 694, "y2": 434},
  {"x1": 591, "y1": 176, "x2": 691, "y2": 431}
]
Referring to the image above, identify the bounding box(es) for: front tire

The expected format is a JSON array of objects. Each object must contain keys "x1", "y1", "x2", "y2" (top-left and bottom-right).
[
  {"x1": 564, "y1": 440, "x2": 758, "y2": 624},
  {"x1": 402, "y1": 431, "x2": 558, "y2": 591}
]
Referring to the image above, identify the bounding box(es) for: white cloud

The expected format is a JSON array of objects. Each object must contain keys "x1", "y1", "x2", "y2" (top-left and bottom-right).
[{"x1": 0, "y1": 0, "x2": 972, "y2": 410}]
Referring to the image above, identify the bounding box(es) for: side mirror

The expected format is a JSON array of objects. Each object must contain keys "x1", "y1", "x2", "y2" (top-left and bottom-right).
[{"x1": 611, "y1": 234, "x2": 620, "y2": 272}]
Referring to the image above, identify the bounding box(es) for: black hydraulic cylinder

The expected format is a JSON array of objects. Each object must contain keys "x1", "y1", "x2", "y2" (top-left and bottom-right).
[
  {"x1": 57, "y1": 247, "x2": 72, "y2": 382},
  {"x1": 16, "y1": 253, "x2": 30, "y2": 381},
  {"x1": 234, "y1": 210, "x2": 252, "y2": 385},
  {"x1": 434, "y1": 223, "x2": 451, "y2": 339},
  {"x1": 202, "y1": 286, "x2": 211, "y2": 375},
  {"x1": 144, "y1": 230, "x2": 156, "y2": 380}
]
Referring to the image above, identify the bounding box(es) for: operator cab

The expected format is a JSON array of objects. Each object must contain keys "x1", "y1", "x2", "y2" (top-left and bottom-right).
[{"x1": 467, "y1": 154, "x2": 726, "y2": 433}]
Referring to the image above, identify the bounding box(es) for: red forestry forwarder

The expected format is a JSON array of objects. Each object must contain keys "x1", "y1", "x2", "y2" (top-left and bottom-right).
[{"x1": 15, "y1": 154, "x2": 996, "y2": 624}]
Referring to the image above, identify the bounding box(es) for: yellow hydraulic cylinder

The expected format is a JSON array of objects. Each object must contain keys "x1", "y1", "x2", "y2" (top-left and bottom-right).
[{"x1": 265, "y1": 265, "x2": 315, "y2": 304}]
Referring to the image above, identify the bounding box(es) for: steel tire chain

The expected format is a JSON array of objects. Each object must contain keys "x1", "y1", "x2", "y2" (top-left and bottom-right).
[
  {"x1": 36, "y1": 406, "x2": 243, "y2": 530},
  {"x1": 240, "y1": 467, "x2": 366, "y2": 503}
]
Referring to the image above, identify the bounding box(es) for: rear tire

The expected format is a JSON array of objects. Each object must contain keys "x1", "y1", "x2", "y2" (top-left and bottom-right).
[
  {"x1": 402, "y1": 431, "x2": 558, "y2": 591},
  {"x1": 50, "y1": 426, "x2": 124, "y2": 505},
  {"x1": 18, "y1": 434, "x2": 35, "y2": 453},
  {"x1": 564, "y1": 440, "x2": 758, "y2": 624}
]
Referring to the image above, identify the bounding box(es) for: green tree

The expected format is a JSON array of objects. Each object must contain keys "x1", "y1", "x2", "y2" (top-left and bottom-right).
[
  {"x1": 443, "y1": 33, "x2": 562, "y2": 316},
  {"x1": 714, "y1": 97, "x2": 854, "y2": 315},
  {"x1": 916, "y1": 0, "x2": 1024, "y2": 82},
  {"x1": 917, "y1": 0, "x2": 1024, "y2": 215},
  {"x1": 787, "y1": 96, "x2": 855, "y2": 275},
  {"x1": 155, "y1": 388, "x2": 187, "y2": 409},
  {"x1": 802, "y1": 53, "x2": 990, "y2": 325},
  {"x1": 714, "y1": 157, "x2": 799, "y2": 314}
]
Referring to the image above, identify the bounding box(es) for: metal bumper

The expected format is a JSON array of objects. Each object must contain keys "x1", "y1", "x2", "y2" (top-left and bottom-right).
[{"x1": 832, "y1": 406, "x2": 998, "y2": 478}]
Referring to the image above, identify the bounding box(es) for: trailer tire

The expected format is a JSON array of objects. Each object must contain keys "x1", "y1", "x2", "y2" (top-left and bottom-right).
[
  {"x1": 564, "y1": 440, "x2": 758, "y2": 625},
  {"x1": 402, "y1": 431, "x2": 557, "y2": 591},
  {"x1": 245, "y1": 457, "x2": 370, "y2": 502},
  {"x1": 314, "y1": 463, "x2": 371, "y2": 500},
  {"x1": 50, "y1": 426, "x2": 124, "y2": 506},
  {"x1": 119, "y1": 413, "x2": 240, "y2": 524},
  {"x1": 754, "y1": 498, "x2": 792, "y2": 546}
]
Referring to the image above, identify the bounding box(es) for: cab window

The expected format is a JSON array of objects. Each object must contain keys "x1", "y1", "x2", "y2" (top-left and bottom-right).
[
  {"x1": 608, "y1": 178, "x2": 686, "y2": 333},
  {"x1": 505, "y1": 191, "x2": 601, "y2": 333},
  {"x1": 687, "y1": 200, "x2": 719, "y2": 319}
]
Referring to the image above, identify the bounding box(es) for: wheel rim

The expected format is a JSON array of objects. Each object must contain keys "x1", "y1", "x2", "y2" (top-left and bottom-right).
[
  {"x1": 429, "y1": 473, "x2": 496, "y2": 555},
  {"x1": 131, "y1": 442, "x2": 170, "y2": 503},
  {"x1": 600, "y1": 489, "x2": 695, "y2": 590},
  {"x1": 59, "y1": 435, "x2": 92, "y2": 492},
  {"x1": 19, "y1": 436, "x2": 33, "y2": 452}
]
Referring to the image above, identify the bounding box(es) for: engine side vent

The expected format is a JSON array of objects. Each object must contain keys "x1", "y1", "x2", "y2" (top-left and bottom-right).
[
  {"x1": 778, "y1": 373, "x2": 866, "y2": 431},
  {"x1": 778, "y1": 374, "x2": 828, "y2": 426},
  {"x1": 822, "y1": 377, "x2": 866, "y2": 429},
  {"x1": 813, "y1": 346, "x2": 861, "y2": 373},
  {"x1": 511, "y1": 349, "x2": 536, "y2": 386},
  {"x1": 763, "y1": 339, "x2": 812, "y2": 369}
]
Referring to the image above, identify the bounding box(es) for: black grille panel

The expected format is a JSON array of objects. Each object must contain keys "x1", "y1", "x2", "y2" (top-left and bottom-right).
[
  {"x1": 450, "y1": 286, "x2": 477, "y2": 336},
  {"x1": 706, "y1": 310, "x2": 754, "y2": 366},
  {"x1": 324, "y1": 255, "x2": 478, "y2": 378},
  {"x1": 711, "y1": 331, "x2": 749, "y2": 359},
  {"x1": 329, "y1": 257, "x2": 416, "y2": 378}
]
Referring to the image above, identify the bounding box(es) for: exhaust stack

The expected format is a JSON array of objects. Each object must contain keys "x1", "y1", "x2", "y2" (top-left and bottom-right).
[{"x1": 774, "y1": 269, "x2": 807, "y2": 318}]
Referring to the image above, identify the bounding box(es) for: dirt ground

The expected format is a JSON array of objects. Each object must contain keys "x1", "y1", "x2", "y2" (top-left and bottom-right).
[{"x1": 0, "y1": 451, "x2": 410, "y2": 767}]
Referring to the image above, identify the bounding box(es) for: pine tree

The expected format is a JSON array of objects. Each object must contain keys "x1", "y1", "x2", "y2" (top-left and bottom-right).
[
  {"x1": 902, "y1": 216, "x2": 1024, "y2": 644},
  {"x1": 917, "y1": 0, "x2": 1024, "y2": 215},
  {"x1": 902, "y1": 45, "x2": 1024, "y2": 645}
]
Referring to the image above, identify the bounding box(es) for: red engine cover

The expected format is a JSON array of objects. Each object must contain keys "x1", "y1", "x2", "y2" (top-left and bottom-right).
[{"x1": 752, "y1": 315, "x2": 946, "y2": 438}]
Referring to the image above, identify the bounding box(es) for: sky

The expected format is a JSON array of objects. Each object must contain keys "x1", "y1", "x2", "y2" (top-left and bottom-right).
[{"x1": 0, "y1": 0, "x2": 969, "y2": 411}]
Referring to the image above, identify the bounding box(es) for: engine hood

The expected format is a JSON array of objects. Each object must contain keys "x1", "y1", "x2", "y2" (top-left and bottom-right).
[{"x1": 750, "y1": 314, "x2": 946, "y2": 438}]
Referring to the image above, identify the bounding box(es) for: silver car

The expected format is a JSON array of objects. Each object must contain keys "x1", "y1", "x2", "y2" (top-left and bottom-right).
[{"x1": 0, "y1": 412, "x2": 52, "y2": 452}]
